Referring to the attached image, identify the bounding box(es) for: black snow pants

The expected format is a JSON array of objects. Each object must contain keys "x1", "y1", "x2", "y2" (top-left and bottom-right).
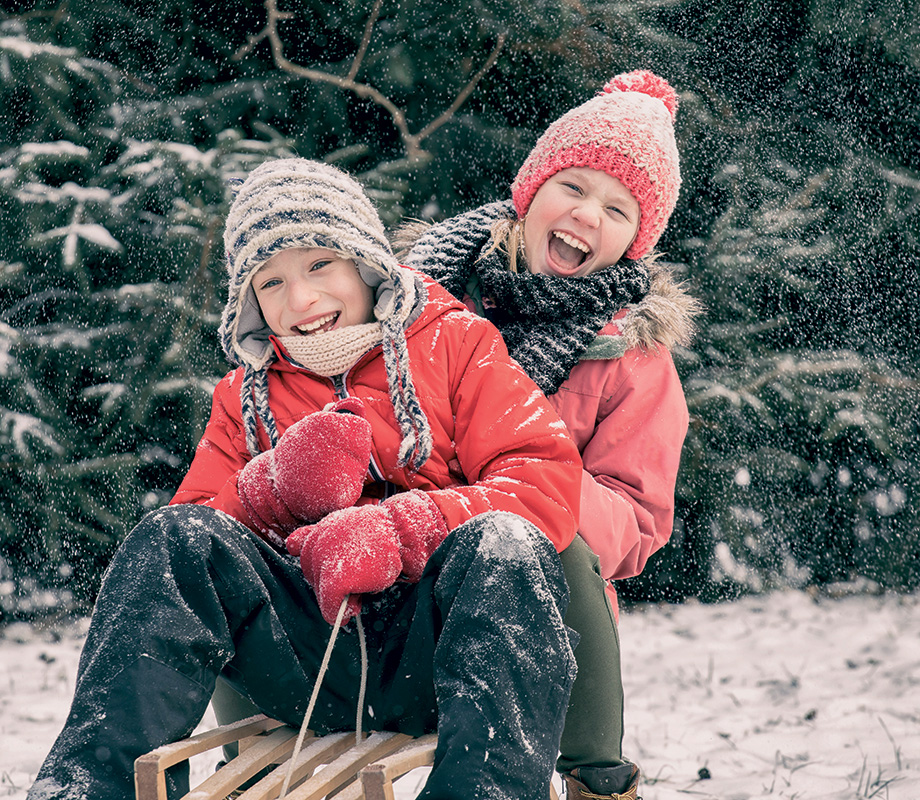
[{"x1": 28, "y1": 504, "x2": 576, "y2": 800}]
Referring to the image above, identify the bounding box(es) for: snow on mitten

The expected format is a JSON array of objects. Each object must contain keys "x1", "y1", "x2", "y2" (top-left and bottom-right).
[
  {"x1": 286, "y1": 490, "x2": 450, "y2": 625},
  {"x1": 237, "y1": 397, "x2": 372, "y2": 537},
  {"x1": 236, "y1": 449, "x2": 298, "y2": 536},
  {"x1": 273, "y1": 397, "x2": 372, "y2": 519},
  {"x1": 286, "y1": 505, "x2": 402, "y2": 625},
  {"x1": 385, "y1": 490, "x2": 451, "y2": 582}
]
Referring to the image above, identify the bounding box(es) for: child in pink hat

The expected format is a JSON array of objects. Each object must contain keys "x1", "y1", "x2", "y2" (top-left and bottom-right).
[{"x1": 402, "y1": 69, "x2": 700, "y2": 799}]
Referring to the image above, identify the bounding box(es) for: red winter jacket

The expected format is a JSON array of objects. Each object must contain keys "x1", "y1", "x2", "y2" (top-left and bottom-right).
[{"x1": 172, "y1": 278, "x2": 582, "y2": 552}]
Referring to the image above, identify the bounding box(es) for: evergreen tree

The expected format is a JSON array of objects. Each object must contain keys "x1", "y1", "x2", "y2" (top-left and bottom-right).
[
  {"x1": 616, "y1": 0, "x2": 920, "y2": 601},
  {"x1": 0, "y1": 15, "x2": 299, "y2": 617},
  {"x1": 0, "y1": 0, "x2": 665, "y2": 619},
  {"x1": 1, "y1": 0, "x2": 917, "y2": 621}
]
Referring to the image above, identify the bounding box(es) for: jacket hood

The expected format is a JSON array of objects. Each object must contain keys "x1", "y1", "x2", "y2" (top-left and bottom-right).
[{"x1": 218, "y1": 158, "x2": 431, "y2": 469}]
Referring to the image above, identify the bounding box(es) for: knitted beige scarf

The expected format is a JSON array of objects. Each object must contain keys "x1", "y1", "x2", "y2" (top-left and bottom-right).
[{"x1": 278, "y1": 323, "x2": 384, "y2": 377}]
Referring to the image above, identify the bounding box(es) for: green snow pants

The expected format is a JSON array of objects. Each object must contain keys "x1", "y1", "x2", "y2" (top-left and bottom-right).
[{"x1": 556, "y1": 536, "x2": 625, "y2": 773}]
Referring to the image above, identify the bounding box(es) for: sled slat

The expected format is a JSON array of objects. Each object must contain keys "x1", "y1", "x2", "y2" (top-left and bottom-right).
[
  {"x1": 234, "y1": 732, "x2": 358, "y2": 800},
  {"x1": 281, "y1": 731, "x2": 413, "y2": 800},
  {"x1": 358, "y1": 734, "x2": 438, "y2": 800},
  {"x1": 138, "y1": 718, "x2": 553, "y2": 799},
  {"x1": 135, "y1": 714, "x2": 289, "y2": 800},
  {"x1": 177, "y1": 725, "x2": 299, "y2": 800},
  {"x1": 136, "y1": 720, "x2": 417, "y2": 800}
]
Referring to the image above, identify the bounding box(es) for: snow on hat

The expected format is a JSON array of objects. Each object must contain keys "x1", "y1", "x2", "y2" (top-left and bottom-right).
[
  {"x1": 511, "y1": 69, "x2": 681, "y2": 260},
  {"x1": 220, "y1": 158, "x2": 431, "y2": 469}
]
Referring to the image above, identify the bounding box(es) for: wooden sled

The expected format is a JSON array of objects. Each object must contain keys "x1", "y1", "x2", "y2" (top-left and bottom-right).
[
  {"x1": 135, "y1": 712, "x2": 560, "y2": 800},
  {"x1": 134, "y1": 712, "x2": 435, "y2": 800}
]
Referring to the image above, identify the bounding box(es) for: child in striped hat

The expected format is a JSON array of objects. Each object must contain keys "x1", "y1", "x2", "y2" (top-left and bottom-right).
[
  {"x1": 402, "y1": 70, "x2": 701, "y2": 800},
  {"x1": 28, "y1": 158, "x2": 584, "y2": 800}
]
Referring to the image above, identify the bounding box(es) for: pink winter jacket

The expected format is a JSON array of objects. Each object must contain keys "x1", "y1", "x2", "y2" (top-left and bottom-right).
[
  {"x1": 463, "y1": 270, "x2": 694, "y2": 619},
  {"x1": 548, "y1": 317, "x2": 688, "y2": 619}
]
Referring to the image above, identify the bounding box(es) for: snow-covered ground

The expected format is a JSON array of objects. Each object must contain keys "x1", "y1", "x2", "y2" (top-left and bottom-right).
[{"x1": 2, "y1": 589, "x2": 918, "y2": 799}]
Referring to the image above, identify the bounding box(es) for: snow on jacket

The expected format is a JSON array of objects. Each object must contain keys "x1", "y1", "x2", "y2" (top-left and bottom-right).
[{"x1": 172, "y1": 276, "x2": 583, "y2": 552}]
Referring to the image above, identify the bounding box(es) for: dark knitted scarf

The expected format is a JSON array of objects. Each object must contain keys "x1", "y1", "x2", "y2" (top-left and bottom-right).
[{"x1": 404, "y1": 200, "x2": 650, "y2": 394}]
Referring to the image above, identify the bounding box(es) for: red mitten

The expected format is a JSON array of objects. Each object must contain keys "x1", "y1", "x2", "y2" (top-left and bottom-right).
[
  {"x1": 236, "y1": 449, "x2": 298, "y2": 536},
  {"x1": 286, "y1": 505, "x2": 403, "y2": 625},
  {"x1": 286, "y1": 490, "x2": 450, "y2": 624},
  {"x1": 238, "y1": 397, "x2": 372, "y2": 537},
  {"x1": 385, "y1": 490, "x2": 451, "y2": 582}
]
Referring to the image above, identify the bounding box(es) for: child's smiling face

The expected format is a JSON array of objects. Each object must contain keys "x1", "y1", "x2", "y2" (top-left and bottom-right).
[
  {"x1": 523, "y1": 167, "x2": 640, "y2": 278},
  {"x1": 253, "y1": 247, "x2": 375, "y2": 337}
]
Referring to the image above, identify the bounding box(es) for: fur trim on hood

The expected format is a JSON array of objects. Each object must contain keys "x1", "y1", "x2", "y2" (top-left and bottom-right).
[{"x1": 618, "y1": 262, "x2": 700, "y2": 352}]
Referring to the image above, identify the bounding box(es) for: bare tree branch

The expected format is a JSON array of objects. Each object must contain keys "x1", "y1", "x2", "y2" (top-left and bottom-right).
[
  {"x1": 260, "y1": 0, "x2": 506, "y2": 159},
  {"x1": 414, "y1": 32, "x2": 506, "y2": 144},
  {"x1": 231, "y1": 30, "x2": 268, "y2": 62},
  {"x1": 263, "y1": 0, "x2": 415, "y2": 149},
  {"x1": 347, "y1": 0, "x2": 384, "y2": 81}
]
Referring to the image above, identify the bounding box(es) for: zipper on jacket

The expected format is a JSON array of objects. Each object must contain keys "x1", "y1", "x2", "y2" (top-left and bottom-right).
[{"x1": 332, "y1": 371, "x2": 387, "y2": 486}]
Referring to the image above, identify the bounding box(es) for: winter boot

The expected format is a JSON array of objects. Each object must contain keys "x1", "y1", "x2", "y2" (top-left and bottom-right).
[{"x1": 562, "y1": 763, "x2": 640, "y2": 799}]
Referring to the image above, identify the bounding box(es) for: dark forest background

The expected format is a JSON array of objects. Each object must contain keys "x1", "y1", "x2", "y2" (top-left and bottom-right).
[{"x1": 1, "y1": 0, "x2": 918, "y2": 623}]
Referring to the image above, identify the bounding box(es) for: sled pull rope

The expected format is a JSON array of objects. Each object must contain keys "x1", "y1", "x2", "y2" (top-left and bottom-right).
[{"x1": 279, "y1": 597, "x2": 369, "y2": 799}]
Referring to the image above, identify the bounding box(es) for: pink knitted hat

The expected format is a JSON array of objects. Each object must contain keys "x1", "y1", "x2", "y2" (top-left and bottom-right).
[{"x1": 511, "y1": 70, "x2": 681, "y2": 260}]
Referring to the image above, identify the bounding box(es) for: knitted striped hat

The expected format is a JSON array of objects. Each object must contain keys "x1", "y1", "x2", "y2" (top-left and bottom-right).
[
  {"x1": 220, "y1": 158, "x2": 432, "y2": 469},
  {"x1": 512, "y1": 70, "x2": 681, "y2": 261}
]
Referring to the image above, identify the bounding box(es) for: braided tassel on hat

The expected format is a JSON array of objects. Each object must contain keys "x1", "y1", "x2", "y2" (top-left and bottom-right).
[{"x1": 219, "y1": 158, "x2": 432, "y2": 469}]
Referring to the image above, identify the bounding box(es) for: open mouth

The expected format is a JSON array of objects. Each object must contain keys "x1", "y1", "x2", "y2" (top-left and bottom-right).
[
  {"x1": 294, "y1": 312, "x2": 339, "y2": 335},
  {"x1": 548, "y1": 231, "x2": 591, "y2": 271}
]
